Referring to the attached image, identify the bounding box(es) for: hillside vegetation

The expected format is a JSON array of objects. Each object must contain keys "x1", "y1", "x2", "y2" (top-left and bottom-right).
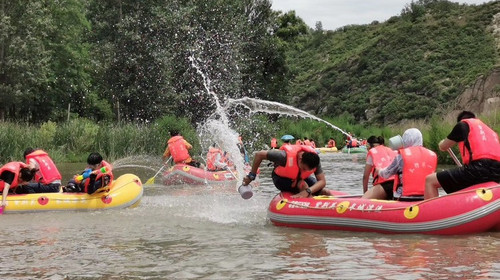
[{"x1": 280, "y1": 0, "x2": 500, "y2": 124}]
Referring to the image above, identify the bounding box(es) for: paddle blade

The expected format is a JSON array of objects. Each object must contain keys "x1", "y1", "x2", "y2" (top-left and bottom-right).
[{"x1": 145, "y1": 176, "x2": 156, "y2": 185}]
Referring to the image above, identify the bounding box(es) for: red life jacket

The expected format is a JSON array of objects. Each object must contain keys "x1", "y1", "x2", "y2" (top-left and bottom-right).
[
  {"x1": 271, "y1": 138, "x2": 277, "y2": 148},
  {"x1": 351, "y1": 139, "x2": 358, "y2": 147},
  {"x1": 0, "y1": 162, "x2": 28, "y2": 191},
  {"x1": 206, "y1": 147, "x2": 224, "y2": 171},
  {"x1": 275, "y1": 145, "x2": 317, "y2": 181},
  {"x1": 25, "y1": 149, "x2": 62, "y2": 184},
  {"x1": 459, "y1": 119, "x2": 500, "y2": 164},
  {"x1": 83, "y1": 160, "x2": 114, "y2": 193},
  {"x1": 167, "y1": 136, "x2": 190, "y2": 163},
  {"x1": 327, "y1": 140, "x2": 336, "y2": 148},
  {"x1": 395, "y1": 146, "x2": 437, "y2": 198},
  {"x1": 367, "y1": 145, "x2": 397, "y2": 185}
]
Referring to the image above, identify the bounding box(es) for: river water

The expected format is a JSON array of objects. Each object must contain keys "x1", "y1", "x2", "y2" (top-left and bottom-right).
[{"x1": 0, "y1": 153, "x2": 499, "y2": 279}]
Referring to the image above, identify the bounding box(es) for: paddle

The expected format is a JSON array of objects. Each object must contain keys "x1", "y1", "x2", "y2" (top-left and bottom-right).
[
  {"x1": 447, "y1": 148, "x2": 462, "y2": 167},
  {"x1": 145, "y1": 157, "x2": 172, "y2": 185}
]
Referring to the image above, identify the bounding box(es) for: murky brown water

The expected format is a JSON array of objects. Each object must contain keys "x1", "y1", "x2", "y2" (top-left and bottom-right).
[{"x1": 0, "y1": 153, "x2": 498, "y2": 279}]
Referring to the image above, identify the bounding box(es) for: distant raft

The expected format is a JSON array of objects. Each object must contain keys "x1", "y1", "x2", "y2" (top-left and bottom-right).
[
  {"x1": 316, "y1": 147, "x2": 338, "y2": 153},
  {"x1": 2, "y1": 174, "x2": 143, "y2": 213},
  {"x1": 268, "y1": 181, "x2": 500, "y2": 235},
  {"x1": 341, "y1": 146, "x2": 367, "y2": 154}
]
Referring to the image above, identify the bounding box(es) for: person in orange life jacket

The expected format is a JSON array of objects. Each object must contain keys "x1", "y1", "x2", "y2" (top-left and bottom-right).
[
  {"x1": 327, "y1": 138, "x2": 336, "y2": 148},
  {"x1": 424, "y1": 111, "x2": 500, "y2": 199},
  {"x1": 0, "y1": 162, "x2": 36, "y2": 207},
  {"x1": 270, "y1": 138, "x2": 278, "y2": 149},
  {"x1": 242, "y1": 144, "x2": 330, "y2": 198},
  {"x1": 206, "y1": 144, "x2": 229, "y2": 171},
  {"x1": 14, "y1": 148, "x2": 62, "y2": 194},
  {"x1": 362, "y1": 128, "x2": 437, "y2": 200},
  {"x1": 64, "y1": 153, "x2": 114, "y2": 194},
  {"x1": 163, "y1": 130, "x2": 202, "y2": 168},
  {"x1": 362, "y1": 136, "x2": 397, "y2": 194}
]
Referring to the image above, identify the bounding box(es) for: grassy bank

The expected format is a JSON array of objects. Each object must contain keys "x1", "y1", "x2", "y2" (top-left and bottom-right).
[{"x1": 1, "y1": 112, "x2": 499, "y2": 165}]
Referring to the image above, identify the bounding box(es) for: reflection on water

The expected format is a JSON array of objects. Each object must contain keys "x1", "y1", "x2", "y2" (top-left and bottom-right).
[{"x1": 0, "y1": 153, "x2": 498, "y2": 279}]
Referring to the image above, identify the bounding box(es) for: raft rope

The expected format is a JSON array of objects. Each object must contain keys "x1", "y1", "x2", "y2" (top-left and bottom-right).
[
  {"x1": 7, "y1": 179, "x2": 141, "y2": 203},
  {"x1": 278, "y1": 183, "x2": 500, "y2": 212}
]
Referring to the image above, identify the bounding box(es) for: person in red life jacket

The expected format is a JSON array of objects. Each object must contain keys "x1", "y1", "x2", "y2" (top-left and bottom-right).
[
  {"x1": 206, "y1": 144, "x2": 229, "y2": 171},
  {"x1": 363, "y1": 128, "x2": 437, "y2": 200},
  {"x1": 303, "y1": 137, "x2": 311, "y2": 146},
  {"x1": 309, "y1": 139, "x2": 316, "y2": 148},
  {"x1": 362, "y1": 136, "x2": 397, "y2": 195},
  {"x1": 424, "y1": 111, "x2": 500, "y2": 199},
  {"x1": 14, "y1": 148, "x2": 62, "y2": 194},
  {"x1": 348, "y1": 138, "x2": 359, "y2": 148},
  {"x1": 0, "y1": 162, "x2": 36, "y2": 207},
  {"x1": 64, "y1": 152, "x2": 114, "y2": 194},
  {"x1": 270, "y1": 138, "x2": 278, "y2": 149},
  {"x1": 242, "y1": 144, "x2": 330, "y2": 198},
  {"x1": 163, "y1": 130, "x2": 202, "y2": 168},
  {"x1": 327, "y1": 138, "x2": 336, "y2": 148}
]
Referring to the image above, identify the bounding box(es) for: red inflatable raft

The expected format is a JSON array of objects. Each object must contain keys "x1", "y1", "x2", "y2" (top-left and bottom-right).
[
  {"x1": 162, "y1": 164, "x2": 238, "y2": 185},
  {"x1": 268, "y1": 182, "x2": 500, "y2": 235}
]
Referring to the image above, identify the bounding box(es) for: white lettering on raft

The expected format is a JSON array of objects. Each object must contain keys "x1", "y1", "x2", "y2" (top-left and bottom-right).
[{"x1": 288, "y1": 201, "x2": 311, "y2": 208}]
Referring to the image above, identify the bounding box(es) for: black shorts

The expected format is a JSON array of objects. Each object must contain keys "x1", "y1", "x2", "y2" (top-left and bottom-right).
[
  {"x1": 437, "y1": 159, "x2": 500, "y2": 194},
  {"x1": 380, "y1": 180, "x2": 395, "y2": 200},
  {"x1": 272, "y1": 171, "x2": 317, "y2": 194}
]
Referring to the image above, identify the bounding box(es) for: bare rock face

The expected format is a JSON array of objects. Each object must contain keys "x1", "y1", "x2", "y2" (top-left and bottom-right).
[
  {"x1": 451, "y1": 69, "x2": 500, "y2": 117},
  {"x1": 448, "y1": 12, "x2": 500, "y2": 119}
]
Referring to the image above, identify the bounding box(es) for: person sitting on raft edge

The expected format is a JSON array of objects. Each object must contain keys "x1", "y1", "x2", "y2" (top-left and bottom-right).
[{"x1": 242, "y1": 144, "x2": 330, "y2": 198}]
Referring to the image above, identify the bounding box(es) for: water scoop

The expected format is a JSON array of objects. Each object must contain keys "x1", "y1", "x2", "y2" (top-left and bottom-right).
[
  {"x1": 388, "y1": 135, "x2": 403, "y2": 150},
  {"x1": 238, "y1": 184, "x2": 253, "y2": 199}
]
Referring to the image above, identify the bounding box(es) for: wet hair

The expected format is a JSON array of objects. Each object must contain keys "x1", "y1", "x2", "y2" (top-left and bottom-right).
[
  {"x1": 170, "y1": 130, "x2": 180, "y2": 137},
  {"x1": 457, "y1": 111, "x2": 475, "y2": 122},
  {"x1": 87, "y1": 152, "x2": 103, "y2": 165},
  {"x1": 19, "y1": 167, "x2": 36, "y2": 182},
  {"x1": 23, "y1": 148, "x2": 35, "y2": 159},
  {"x1": 301, "y1": 152, "x2": 320, "y2": 169}
]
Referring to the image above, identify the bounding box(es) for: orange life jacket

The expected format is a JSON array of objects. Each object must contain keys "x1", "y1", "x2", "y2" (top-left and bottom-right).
[
  {"x1": 0, "y1": 162, "x2": 28, "y2": 191},
  {"x1": 25, "y1": 149, "x2": 62, "y2": 184},
  {"x1": 395, "y1": 146, "x2": 437, "y2": 198},
  {"x1": 271, "y1": 138, "x2": 277, "y2": 148},
  {"x1": 275, "y1": 145, "x2": 317, "y2": 181},
  {"x1": 459, "y1": 119, "x2": 500, "y2": 164},
  {"x1": 327, "y1": 140, "x2": 336, "y2": 148},
  {"x1": 83, "y1": 160, "x2": 114, "y2": 193},
  {"x1": 206, "y1": 147, "x2": 224, "y2": 171},
  {"x1": 368, "y1": 145, "x2": 397, "y2": 185},
  {"x1": 167, "y1": 136, "x2": 190, "y2": 163}
]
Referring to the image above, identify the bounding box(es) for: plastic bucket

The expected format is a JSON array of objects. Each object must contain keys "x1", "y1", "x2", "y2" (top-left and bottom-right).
[
  {"x1": 388, "y1": 135, "x2": 403, "y2": 150},
  {"x1": 238, "y1": 184, "x2": 253, "y2": 200}
]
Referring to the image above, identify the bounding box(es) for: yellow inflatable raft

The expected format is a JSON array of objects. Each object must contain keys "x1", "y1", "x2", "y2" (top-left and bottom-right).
[{"x1": 3, "y1": 173, "x2": 143, "y2": 213}]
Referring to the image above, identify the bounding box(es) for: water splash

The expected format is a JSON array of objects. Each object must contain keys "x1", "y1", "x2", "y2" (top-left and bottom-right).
[
  {"x1": 189, "y1": 54, "x2": 246, "y2": 184},
  {"x1": 225, "y1": 97, "x2": 350, "y2": 137}
]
